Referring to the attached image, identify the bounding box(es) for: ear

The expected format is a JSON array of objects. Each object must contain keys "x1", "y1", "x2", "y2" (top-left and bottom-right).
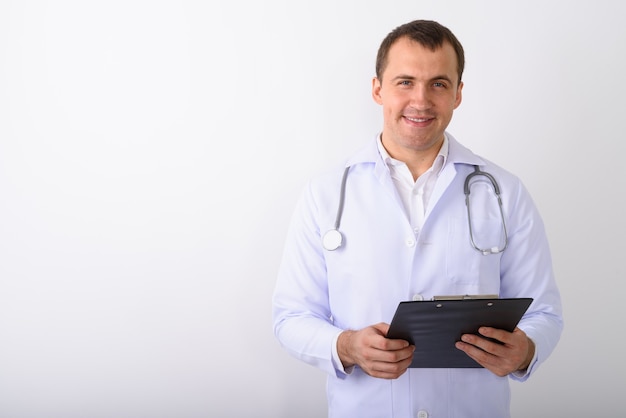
[
  {"x1": 454, "y1": 81, "x2": 463, "y2": 109},
  {"x1": 372, "y1": 77, "x2": 383, "y2": 105}
]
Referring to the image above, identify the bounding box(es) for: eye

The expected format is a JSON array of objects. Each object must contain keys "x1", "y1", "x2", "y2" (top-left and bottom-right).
[
  {"x1": 399, "y1": 80, "x2": 412, "y2": 86},
  {"x1": 433, "y1": 82, "x2": 446, "y2": 88}
]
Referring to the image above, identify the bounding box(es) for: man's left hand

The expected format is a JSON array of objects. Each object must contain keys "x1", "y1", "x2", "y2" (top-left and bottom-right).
[{"x1": 455, "y1": 327, "x2": 534, "y2": 376}]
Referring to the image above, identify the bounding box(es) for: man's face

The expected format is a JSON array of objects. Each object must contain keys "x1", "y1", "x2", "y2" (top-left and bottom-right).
[{"x1": 372, "y1": 37, "x2": 463, "y2": 159}]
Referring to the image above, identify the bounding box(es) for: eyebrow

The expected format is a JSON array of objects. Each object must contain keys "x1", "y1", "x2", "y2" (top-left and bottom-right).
[{"x1": 391, "y1": 74, "x2": 454, "y2": 84}]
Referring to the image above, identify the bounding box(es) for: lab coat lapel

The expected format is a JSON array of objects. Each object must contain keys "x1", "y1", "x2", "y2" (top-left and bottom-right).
[
  {"x1": 425, "y1": 134, "x2": 484, "y2": 219},
  {"x1": 348, "y1": 136, "x2": 406, "y2": 214}
]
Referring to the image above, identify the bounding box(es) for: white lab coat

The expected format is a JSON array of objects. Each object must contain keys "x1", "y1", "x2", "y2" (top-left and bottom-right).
[{"x1": 273, "y1": 133, "x2": 563, "y2": 418}]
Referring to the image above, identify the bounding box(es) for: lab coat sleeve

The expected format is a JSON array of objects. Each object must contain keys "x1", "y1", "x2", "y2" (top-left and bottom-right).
[
  {"x1": 498, "y1": 177, "x2": 564, "y2": 382},
  {"x1": 272, "y1": 178, "x2": 346, "y2": 378}
]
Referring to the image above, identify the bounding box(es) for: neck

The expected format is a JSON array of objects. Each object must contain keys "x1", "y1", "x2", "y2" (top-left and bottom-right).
[{"x1": 381, "y1": 140, "x2": 443, "y2": 181}]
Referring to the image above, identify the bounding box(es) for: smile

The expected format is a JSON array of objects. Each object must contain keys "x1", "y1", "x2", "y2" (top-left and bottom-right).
[
  {"x1": 405, "y1": 116, "x2": 434, "y2": 125},
  {"x1": 405, "y1": 116, "x2": 433, "y2": 123}
]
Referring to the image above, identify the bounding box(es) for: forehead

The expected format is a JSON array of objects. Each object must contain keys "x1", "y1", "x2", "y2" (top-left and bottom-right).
[{"x1": 383, "y1": 37, "x2": 459, "y2": 81}]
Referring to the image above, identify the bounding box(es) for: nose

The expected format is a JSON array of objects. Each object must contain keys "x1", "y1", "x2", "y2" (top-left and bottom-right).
[{"x1": 410, "y1": 85, "x2": 432, "y2": 110}]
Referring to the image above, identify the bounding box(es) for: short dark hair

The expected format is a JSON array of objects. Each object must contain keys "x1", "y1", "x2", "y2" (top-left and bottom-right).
[{"x1": 375, "y1": 20, "x2": 465, "y2": 84}]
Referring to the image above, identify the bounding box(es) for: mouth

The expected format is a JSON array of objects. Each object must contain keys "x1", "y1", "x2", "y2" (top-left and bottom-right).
[
  {"x1": 405, "y1": 116, "x2": 434, "y2": 123},
  {"x1": 404, "y1": 115, "x2": 434, "y2": 125}
]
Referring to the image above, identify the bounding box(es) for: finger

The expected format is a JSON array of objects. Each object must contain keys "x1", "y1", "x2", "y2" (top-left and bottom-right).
[
  {"x1": 457, "y1": 333, "x2": 529, "y2": 375},
  {"x1": 458, "y1": 333, "x2": 499, "y2": 354},
  {"x1": 455, "y1": 341, "x2": 509, "y2": 376},
  {"x1": 477, "y1": 327, "x2": 512, "y2": 345},
  {"x1": 371, "y1": 343, "x2": 415, "y2": 364},
  {"x1": 372, "y1": 322, "x2": 390, "y2": 335},
  {"x1": 365, "y1": 355, "x2": 414, "y2": 379},
  {"x1": 456, "y1": 333, "x2": 509, "y2": 365}
]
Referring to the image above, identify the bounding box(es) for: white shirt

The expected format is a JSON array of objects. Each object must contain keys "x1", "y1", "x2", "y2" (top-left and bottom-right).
[{"x1": 378, "y1": 134, "x2": 448, "y2": 233}]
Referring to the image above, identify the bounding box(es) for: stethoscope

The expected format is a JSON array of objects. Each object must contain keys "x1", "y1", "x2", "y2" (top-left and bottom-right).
[
  {"x1": 321, "y1": 166, "x2": 350, "y2": 252},
  {"x1": 322, "y1": 165, "x2": 508, "y2": 255},
  {"x1": 463, "y1": 165, "x2": 508, "y2": 255}
]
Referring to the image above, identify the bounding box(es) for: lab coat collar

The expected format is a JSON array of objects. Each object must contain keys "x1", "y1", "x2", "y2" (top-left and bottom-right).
[
  {"x1": 344, "y1": 133, "x2": 486, "y2": 211},
  {"x1": 345, "y1": 132, "x2": 485, "y2": 170}
]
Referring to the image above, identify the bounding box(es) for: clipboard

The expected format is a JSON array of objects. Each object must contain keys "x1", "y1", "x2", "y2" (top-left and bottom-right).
[{"x1": 386, "y1": 297, "x2": 533, "y2": 368}]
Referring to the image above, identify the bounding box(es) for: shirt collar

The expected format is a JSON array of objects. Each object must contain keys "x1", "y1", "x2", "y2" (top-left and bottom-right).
[{"x1": 376, "y1": 133, "x2": 449, "y2": 176}]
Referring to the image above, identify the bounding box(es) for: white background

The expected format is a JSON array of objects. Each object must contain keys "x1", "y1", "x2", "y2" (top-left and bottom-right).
[{"x1": 1, "y1": 1, "x2": 624, "y2": 417}]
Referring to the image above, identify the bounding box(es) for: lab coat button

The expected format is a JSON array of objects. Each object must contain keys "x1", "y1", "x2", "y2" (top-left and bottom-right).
[
  {"x1": 405, "y1": 238, "x2": 416, "y2": 247},
  {"x1": 412, "y1": 294, "x2": 424, "y2": 301},
  {"x1": 417, "y1": 411, "x2": 428, "y2": 418}
]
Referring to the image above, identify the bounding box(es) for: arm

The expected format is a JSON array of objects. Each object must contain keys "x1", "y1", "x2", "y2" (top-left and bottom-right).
[
  {"x1": 272, "y1": 182, "x2": 343, "y2": 376},
  {"x1": 273, "y1": 177, "x2": 415, "y2": 379},
  {"x1": 458, "y1": 176, "x2": 562, "y2": 378}
]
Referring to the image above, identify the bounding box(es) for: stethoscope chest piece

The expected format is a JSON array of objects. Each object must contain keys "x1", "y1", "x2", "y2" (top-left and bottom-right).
[{"x1": 323, "y1": 229, "x2": 343, "y2": 251}]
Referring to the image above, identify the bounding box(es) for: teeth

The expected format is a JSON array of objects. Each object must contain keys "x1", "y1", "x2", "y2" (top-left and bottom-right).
[{"x1": 407, "y1": 117, "x2": 429, "y2": 122}]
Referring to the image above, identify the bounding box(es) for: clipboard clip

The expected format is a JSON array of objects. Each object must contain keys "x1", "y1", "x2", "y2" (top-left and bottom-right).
[{"x1": 432, "y1": 294, "x2": 499, "y2": 301}]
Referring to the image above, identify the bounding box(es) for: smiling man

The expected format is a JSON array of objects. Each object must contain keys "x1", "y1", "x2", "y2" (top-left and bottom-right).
[{"x1": 273, "y1": 20, "x2": 563, "y2": 418}]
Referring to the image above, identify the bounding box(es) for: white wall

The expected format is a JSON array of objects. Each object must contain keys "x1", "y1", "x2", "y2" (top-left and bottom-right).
[{"x1": 1, "y1": 1, "x2": 624, "y2": 417}]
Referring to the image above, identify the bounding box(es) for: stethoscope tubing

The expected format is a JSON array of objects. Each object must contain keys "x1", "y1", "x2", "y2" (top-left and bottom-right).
[
  {"x1": 323, "y1": 164, "x2": 508, "y2": 254},
  {"x1": 322, "y1": 166, "x2": 350, "y2": 251},
  {"x1": 333, "y1": 166, "x2": 351, "y2": 231},
  {"x1": 464, "y1": 165, "x2": 508, "y2": 255}
]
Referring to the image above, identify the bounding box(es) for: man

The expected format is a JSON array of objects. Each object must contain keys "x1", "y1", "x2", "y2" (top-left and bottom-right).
[{"x1": 272, "y1": 19, "x2": 563, "y2": 418}]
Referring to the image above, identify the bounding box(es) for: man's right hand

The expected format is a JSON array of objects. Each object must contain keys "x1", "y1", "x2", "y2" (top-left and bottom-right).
[{"x1": 337, "y1": 322, "x2": 415, "y2": 379}]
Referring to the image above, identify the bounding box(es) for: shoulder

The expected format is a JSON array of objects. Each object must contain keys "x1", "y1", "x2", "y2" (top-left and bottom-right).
[
  {"x1": 307, "y1": 138, "x2": 379, "y2": 190},
  {"x1": 447, "y1": 133, "x2": 523, "y2": 187}
]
